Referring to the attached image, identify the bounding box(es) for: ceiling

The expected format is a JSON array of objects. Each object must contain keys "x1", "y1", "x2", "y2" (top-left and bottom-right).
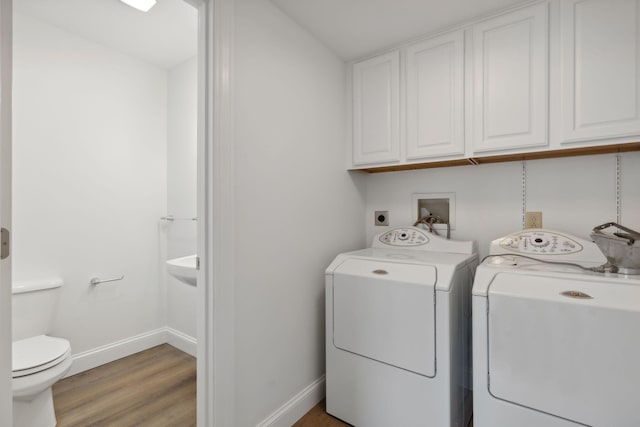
[
  {"x1": 14, "y1": 0, "x2": 534, "y2": 67},
  {"x1": 271, "y1": 0, "x2": 533, "y2": 60},
  {"x1": 14, "y1": 0, "x2": 198, "y2": 69}
]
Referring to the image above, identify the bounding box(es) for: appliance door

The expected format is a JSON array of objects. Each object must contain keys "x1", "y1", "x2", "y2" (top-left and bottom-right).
[
  {"x1": 487, "y1": 272, "x2": 640, "y2": 427},
  {"x1": 332, "y1": 258, "x2": 436, "y2": 377}
]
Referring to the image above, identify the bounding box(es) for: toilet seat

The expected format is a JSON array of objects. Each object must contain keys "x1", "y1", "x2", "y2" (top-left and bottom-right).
[{"x1": 12, "y1": 335, "x2": 71, "y2": 378}]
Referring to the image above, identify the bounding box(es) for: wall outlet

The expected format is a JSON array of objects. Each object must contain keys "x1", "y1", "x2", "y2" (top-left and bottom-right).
[
  {"x1": 525, "y1": 211, "x2": 543, "y2": 229},
  {"x1": 374, "y1": 211, "x2": 389, "y2": 226}
]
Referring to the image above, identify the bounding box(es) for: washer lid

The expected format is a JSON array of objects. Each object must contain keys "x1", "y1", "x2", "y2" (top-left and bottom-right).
[
  {"x1": 12, "y1": 335, "x2": 70, "y2": 376},
  {"x1": 487, "y1": 273, "x2": 640, "y2": 426}
]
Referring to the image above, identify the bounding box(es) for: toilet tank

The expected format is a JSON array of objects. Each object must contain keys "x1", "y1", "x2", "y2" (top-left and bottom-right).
[{"x1": 12, "y1": 278, "x2": 63, "y2": 341}]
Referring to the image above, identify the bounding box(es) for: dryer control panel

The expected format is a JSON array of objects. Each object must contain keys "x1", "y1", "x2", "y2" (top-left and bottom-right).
[
  {"x1": 377, "y1": 228, "x2": 429, "y2": 246},
  {"x1": 373, "y1": 226, "x2": 476, "y2": 254},
  {"x1": 498, "y1": 230, "x2": 583, "y2": 255}
]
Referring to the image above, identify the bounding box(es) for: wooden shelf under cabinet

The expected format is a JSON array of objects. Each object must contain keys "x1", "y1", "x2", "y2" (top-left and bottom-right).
[{"x1": 354, "y1": 142, "x2": 640, "y2": 174}]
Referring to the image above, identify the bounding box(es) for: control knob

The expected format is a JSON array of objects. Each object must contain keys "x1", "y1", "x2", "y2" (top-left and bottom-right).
[{"x1": 530, "y1": 237, "x2": 550, "y2": 248}]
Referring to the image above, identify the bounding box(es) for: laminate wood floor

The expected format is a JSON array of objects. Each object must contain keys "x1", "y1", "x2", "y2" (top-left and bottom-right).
[
  {"x1": 293, "y1": 400, "x2": 474, "y2": 427},
  {"x1": 52, "y1": 344, "x2": 196, "y2": 427},
  {"x1": 293, "y1": 400, "x2": 350, "y2": 426}
]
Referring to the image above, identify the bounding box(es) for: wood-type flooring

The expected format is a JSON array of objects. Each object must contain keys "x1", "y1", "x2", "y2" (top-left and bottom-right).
[
  {"x1": 52, "y1": 344, "x2": 196, "y2": 427},
  {"x1": 293, "y1": 400, "x2": 350, "y2": 426},
  {"x1": 294, "y1": 400, "x2": 474, "y2": 427},
  {"x1": 52, "y1": 344, "x2": 471, "y2": 427}
]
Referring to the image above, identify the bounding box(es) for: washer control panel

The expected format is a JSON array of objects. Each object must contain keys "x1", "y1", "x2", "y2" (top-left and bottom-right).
[
  {"x1": 498, "y1": 230, "x2": 583, "y2": 255},
  {"x1": 378, "y1": 228, "x2": 430, "y2": 247}
]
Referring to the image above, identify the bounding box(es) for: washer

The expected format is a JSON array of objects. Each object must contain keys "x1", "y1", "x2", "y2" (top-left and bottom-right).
[
  {"x1": 473, "y1": 229, "x2": 640, "y2": 427},
  {"x1": 325, "y1": 226, "x2": 477, "y2": 427}
]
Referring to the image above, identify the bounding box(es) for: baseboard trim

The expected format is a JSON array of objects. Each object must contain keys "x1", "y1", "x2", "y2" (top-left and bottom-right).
[
  {"x1": 256, "y1": 375, "x2": 326, "y2": 427},
  {"x1": 65, "y1": 328, "x2": 168, "y2": 377},
  {"x1": 166, "y1": 327, "x2": 197, "y2": 357}
]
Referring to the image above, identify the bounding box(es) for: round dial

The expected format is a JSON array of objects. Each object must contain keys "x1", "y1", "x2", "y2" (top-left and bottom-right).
[{"x1": 530, "y1": 237, "x2": 550, "y2": 248}]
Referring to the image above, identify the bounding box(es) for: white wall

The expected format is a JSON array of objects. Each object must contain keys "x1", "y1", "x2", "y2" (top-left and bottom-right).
[
  {"x1": 365, "y1": 152, "x2": 640, "y2": 259},
  {"x1": 234, "y1": 0, "x2": 366, "y2": 424},
  {"x1": 166, "y1": 56, "x2": 197, "y2": 342},
  {"x1": 12, "y1": 13, "x2": 167, "y2": 354}
]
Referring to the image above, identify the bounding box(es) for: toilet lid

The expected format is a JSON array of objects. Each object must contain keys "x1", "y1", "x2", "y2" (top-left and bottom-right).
[{"x1": 12, "y1": 335, "x2": 71, "y2": 378}]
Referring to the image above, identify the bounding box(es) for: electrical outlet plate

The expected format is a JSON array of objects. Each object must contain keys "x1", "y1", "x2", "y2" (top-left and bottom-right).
[
  {"x1": 374, "y1": 210, "x2": 389, "y2": 226},
  {"x1": 525, "y1": 211, "x2": 542, "y2": 228},
  {"x1": 412, "y1": 193, "x2": 456, "y2": 230}
]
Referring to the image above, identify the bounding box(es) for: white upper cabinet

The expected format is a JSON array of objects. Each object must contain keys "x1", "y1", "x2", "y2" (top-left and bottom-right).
[
  {"x1": 560, "y1": 0, "x2": 640, "y2": 143},
  {"x1": 471, "y1": 3, "x2": 549, "y2": 153},
  {"x1": 406, "y1": 30, "x2": 465, "y2": 160},
  {"x1": 352, "y1": 51, "x2": 401, "y2": 165},
  {"x1": 347, "y1": 1, "x2": 640, "y2": 170}
]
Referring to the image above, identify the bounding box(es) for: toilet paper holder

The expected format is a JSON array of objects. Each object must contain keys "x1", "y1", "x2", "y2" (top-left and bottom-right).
[{"x1": 90, "y1": 275, "x2": 124, "y2": 285}]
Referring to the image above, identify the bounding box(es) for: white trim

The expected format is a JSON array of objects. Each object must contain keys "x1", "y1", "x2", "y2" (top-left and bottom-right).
[
  {"x1": 166, "y1": 327, "x2": 197, "y2": 357},
  {"x1": 65, "y1": 328, "x2": 167, "y2": 377},
  {"x1": 65, "y1": 327, "x2": 198, "y2": 377},
  {"x1": 198, "y1": 0, "x2": 235, "y2": 426},
  {"x1": 256, "y1": 376, "x2": 326, "y2": 427}
]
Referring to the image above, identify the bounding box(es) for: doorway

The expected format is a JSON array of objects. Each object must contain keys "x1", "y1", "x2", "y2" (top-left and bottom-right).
[{"x1": 1, "y1": 1, "x2": 220, "y2": 419}]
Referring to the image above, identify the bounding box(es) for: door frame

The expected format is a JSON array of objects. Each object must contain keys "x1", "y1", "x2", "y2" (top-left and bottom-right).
[{"x1": 195, "y1": 0, "x2": 236, "y2": 425}]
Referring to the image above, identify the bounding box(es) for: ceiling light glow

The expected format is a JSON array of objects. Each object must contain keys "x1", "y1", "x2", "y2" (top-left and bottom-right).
[{"x1": 119, "y1": 0, "x2": 157, "y2": 12}]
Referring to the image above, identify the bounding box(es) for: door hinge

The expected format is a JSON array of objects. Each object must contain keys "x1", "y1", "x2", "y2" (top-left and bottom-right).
[
  {"x1": 1, "y1": 228, "x2": 9, "y2": 260},
  {"x1": 196, "y1": 256, "x2": 200, "y2": 270}
]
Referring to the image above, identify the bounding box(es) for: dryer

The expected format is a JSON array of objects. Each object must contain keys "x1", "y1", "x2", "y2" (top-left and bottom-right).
[
  {"x1": 325, "y1": 227, "x2": 477, "y2": 427},
  {"x1": 472, "y1": 229, "x2": 640, "y2": 427}
]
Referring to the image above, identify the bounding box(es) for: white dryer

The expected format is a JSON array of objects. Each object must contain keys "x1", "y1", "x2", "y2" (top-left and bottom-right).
[
  {"x1": 325, "y1": 227, "x2": 477, "y2": 427},
  {"x1": 473, "y1": 229, "x2": 640, "y2": 427}
]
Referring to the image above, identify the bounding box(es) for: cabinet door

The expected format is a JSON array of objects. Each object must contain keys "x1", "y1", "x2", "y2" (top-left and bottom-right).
[
  {"x1": 406, "y1": 31, "x2": 464, "y2": 160},
  {"x1": 352, "y1": 51, "x2": 400, "y2": 165},
  {"x1": 561, "y1": 0, "x2": 640, "y2": 143},
  {"x1": 472, "y1": 3, "x2": 548, "y2": 153}
]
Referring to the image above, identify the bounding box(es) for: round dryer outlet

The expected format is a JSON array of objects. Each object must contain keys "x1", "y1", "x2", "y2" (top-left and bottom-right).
[{"x1": 375, "y1": 211, "x2": 389, "y2": 226}]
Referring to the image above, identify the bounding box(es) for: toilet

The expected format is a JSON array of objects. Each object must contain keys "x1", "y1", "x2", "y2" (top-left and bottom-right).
[{"x1": 12, "y1": 278, "x2": 72, "y2": 427}]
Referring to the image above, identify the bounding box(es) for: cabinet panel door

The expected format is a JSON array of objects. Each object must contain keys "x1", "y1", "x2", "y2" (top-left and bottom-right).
[
  {"x1": 561, "y1": 0, "x2": 640, "y2": 143},
  {"x1": 406, "y1": 31, "x2": 464, "y2": 160},
  {"x1": 472, "y1": 3, "x2": 548, "y2": 152},
  {"x1": 352, "y1": 51, "x2": 400, "y2": 165}
]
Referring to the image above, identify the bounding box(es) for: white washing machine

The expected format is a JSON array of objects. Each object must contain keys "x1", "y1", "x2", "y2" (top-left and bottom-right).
[
  {"x1": 325, "y1": 226, "x2": 477, "y2": 427},
  {"x1": 473, "y1": 229, "x2": 640, "y2": 427}
]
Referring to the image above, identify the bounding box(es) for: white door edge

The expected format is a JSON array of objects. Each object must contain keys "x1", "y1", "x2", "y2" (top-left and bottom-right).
[{"x1": 0, "y1": 0, "x2": 11, "y2": 422}]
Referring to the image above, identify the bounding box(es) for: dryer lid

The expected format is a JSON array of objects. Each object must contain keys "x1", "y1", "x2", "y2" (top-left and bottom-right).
[
  {"x1": 13, "y1": 335, "x2": 70, "y2": 375},
  {"x1": 332, "y1": 259, "x2": 437, "y2": 377}
]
